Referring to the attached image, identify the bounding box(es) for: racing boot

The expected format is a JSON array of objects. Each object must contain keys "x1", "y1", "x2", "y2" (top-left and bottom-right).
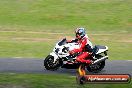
[{"x1": 78, "y1": 59, "x2": 93, "y2": 65}]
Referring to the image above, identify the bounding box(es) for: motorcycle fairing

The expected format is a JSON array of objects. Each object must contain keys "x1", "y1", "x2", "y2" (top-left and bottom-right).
[{"x1": 93, "y1": 45, "x2": 108, "y2": 54}]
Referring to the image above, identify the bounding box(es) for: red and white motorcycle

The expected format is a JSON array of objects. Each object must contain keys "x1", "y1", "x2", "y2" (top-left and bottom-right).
[{"x1": 44, "y1": 38, "x2": 108, "y2": 73}]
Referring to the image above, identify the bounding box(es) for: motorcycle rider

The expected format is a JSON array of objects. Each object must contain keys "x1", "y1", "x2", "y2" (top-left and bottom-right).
[{"x1": 67, "y1": 28, "x2": 93, "y2": 64}]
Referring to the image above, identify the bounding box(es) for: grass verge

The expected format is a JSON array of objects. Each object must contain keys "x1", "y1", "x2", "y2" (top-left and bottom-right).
[{"x1": 0, "y1": 73, "x2": 131, "y2": 88}]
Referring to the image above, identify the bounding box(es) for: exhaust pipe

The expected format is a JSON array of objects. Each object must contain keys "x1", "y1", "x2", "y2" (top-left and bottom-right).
[{"x1": 92, "y1": 56, "x2": 108, "y2": 65}]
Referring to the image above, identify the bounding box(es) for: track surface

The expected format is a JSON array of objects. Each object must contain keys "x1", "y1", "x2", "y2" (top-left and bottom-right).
[{"x1": 0, "y1": 58, "x2": 132, "y2": 76}]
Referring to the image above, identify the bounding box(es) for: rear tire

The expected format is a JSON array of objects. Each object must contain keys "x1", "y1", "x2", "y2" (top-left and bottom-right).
[
  {"x1": 44, "y1": 55, "x2": 60, "y2": 70},
  {"x1": 86, "y1": 61, "x2": 105, "y2": 73}
]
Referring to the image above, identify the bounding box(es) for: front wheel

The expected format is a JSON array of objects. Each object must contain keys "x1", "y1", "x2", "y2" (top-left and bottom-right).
[
  {"x1": 44, "y1": 55, "x2": 60, "y2": 70},
  {"x1": 86, "y1": 61, "x2": 105, "y2": 73}
]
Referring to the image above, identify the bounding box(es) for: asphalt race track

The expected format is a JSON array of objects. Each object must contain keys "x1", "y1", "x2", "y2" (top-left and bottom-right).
[{"x1": 0, "y1": 58, "x2": 132, "y2": 76}]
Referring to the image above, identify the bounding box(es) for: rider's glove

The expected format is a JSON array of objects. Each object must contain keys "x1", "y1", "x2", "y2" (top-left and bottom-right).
[
  {"x1": 69, "y1": 50, "x2": 75, "y2": 55},
  {"x1": 66, "y1": 40, "x2": 72, "y2": 43}
]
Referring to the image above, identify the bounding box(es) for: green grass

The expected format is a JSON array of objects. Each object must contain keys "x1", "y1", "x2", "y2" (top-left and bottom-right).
[
  {"x1": 0, "y1": 0, "x2": 131, "y2": 59},
  {"x1": 0, "y1": 0, "x2": 131, "y2": 32},
  {"x1": 0, "y1": 73, "x2": 131, "y2": 88},
  {"x1": 0, "y1": 31, "x2": 131, "y2": 60}
]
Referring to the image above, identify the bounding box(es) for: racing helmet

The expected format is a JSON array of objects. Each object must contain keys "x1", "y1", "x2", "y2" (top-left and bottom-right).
[{"x1": 75, "y1": 28, "x2": 86, "y2": 39}]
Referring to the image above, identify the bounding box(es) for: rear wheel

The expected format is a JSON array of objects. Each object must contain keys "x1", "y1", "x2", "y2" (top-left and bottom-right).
[
  {"x1": 44, "y1": 55, "x2": 60, "y2": 70},
  {"x1": 86, "y1": 61, "x2": 105, "y2": 73}
]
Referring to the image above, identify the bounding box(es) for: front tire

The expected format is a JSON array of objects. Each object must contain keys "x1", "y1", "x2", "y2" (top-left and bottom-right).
[{"x1": 44, "y1": 55, "x2": 60, "y2": 70}]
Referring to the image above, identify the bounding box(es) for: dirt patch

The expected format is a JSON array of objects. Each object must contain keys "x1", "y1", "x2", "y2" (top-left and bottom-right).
[
  {"x1": 12, "y1": 38, "x2": 57, "y2": 42},
  {"x1": 0, "y1": 30, "x2": 70, "y2": 35},
  {"x1": 0, "y1": 30, "x2": 116, "y2": 35},
  {"x1": 90, "y1": 34, "x2": 113, "y2": 36},
  {"x1": 118, "y1": 40, "x2": 132, "y2": 43},
  {"x1": 0, "y1": 84, "x2": 29, "y2": 88},
  {"x1": 0, "y1": 30, "x2": 131, "y2": 43},
  {"x1": 11, "y1": 35, "x2": 74, "y2": 42}
]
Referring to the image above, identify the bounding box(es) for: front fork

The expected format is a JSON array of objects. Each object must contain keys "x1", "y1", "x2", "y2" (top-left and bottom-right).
[{"x1": 50, "y1": 52, "x2": 58, "y2": 63}]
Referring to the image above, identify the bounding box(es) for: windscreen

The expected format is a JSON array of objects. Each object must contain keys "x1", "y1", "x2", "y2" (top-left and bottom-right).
[{"x1": 58, "y1": 38, "x2": 66, "y2": 46}]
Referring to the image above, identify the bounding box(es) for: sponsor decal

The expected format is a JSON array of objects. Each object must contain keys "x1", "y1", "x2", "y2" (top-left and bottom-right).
[{"x1": 78, "y1": 74, "x2": 131, "y2": 84}]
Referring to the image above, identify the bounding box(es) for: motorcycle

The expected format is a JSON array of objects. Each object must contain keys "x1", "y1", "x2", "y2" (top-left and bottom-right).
[{"x1": 44, "y1": 38, "x2": 108, "y2": 73}]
